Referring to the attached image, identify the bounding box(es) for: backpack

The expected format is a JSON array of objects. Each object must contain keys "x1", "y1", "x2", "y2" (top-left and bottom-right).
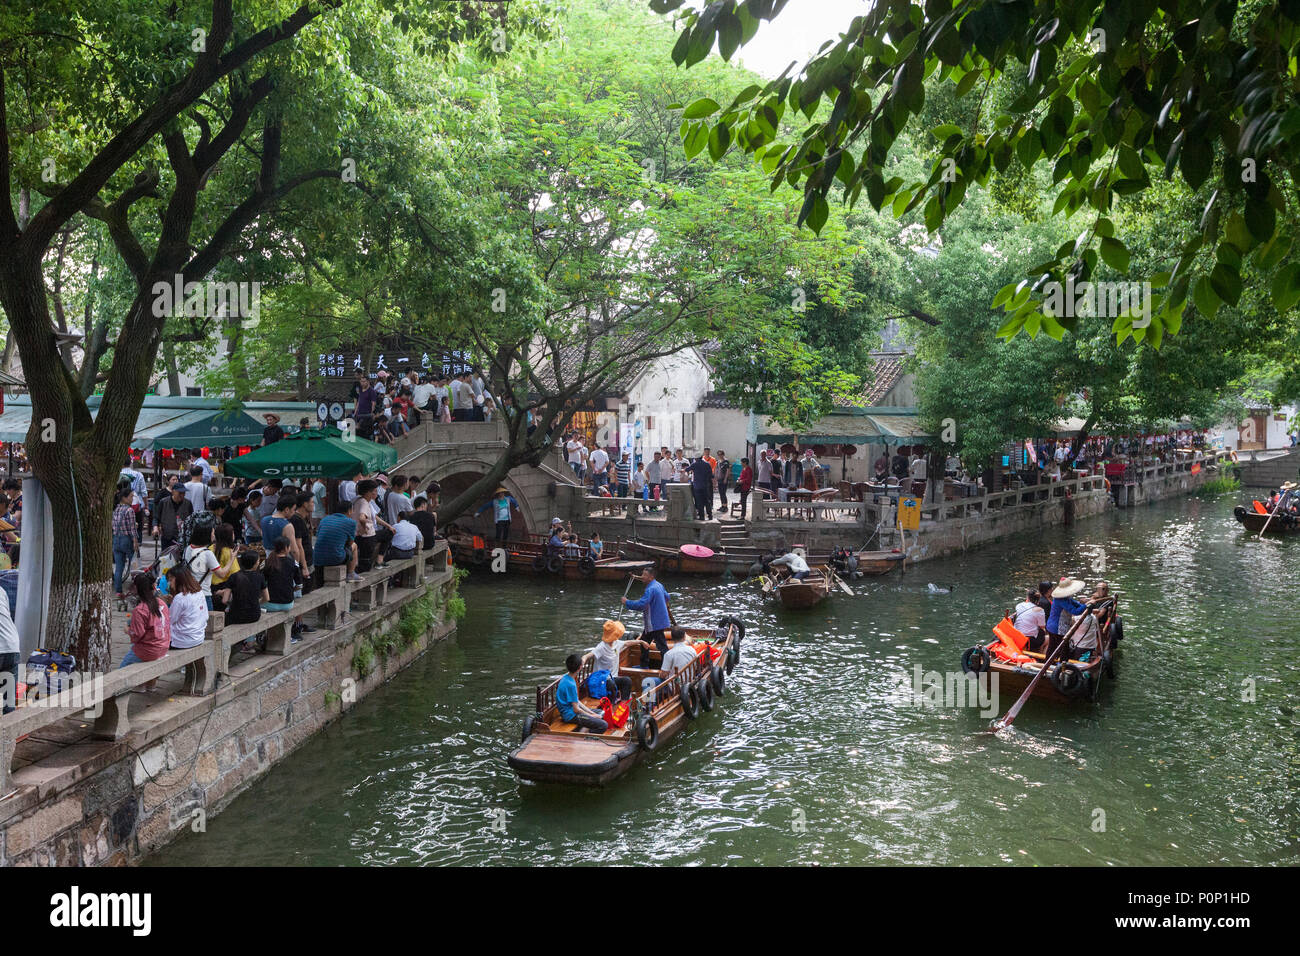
[
  {"x1": 178, "y1": 508, "x2": 219, "y2": 549},
  {"x1": 587, "y1": 669, "x2": 612, "y2": 698},
  {"x1": 25, "y1": 649, "x2": 77, "y2": 697}
]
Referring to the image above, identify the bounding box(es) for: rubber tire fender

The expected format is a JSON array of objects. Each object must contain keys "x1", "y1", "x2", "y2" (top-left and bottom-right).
[
  {"x1": 711, "y1": 663, "x2": 726, "y2": 696},
  {"x1": 530, "y1": 555, "x2": 547, "y2": 573},
  {"x1": 635, "y1": 713, "x2": 659, "y2": 751},
  {"x1": 579, "y1": 555, "x2": 597, "y2": 576},
  {"x1": 1051, "y1": 662, "x2": 1087, "y2": 697},
  {"x1": 546, "y1": 554, "x2": 564, "y2": 574},
  {"x1": 696, "y1": 676, "x2": 715, "y2": 712},
  {"x1": 717, "y1": 615, "x2": 746, "y2": 644},
  {"x1": 1110, "y1": 616, "x2": 1124, "y2": 643},
  {"x1": 679, "y1": 680, "x2": 700, "y2": 720},
  {"x1": 961, "y1": 645, "x2": 991, "y2": 674},
  {"x1": 521, "y1": 713, "x2": 540, "y2": 742}
]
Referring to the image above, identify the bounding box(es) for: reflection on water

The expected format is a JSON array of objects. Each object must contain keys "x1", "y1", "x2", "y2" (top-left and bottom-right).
[{"x1": 149, "y1": 496, "x2": 1300, "y2": 866}]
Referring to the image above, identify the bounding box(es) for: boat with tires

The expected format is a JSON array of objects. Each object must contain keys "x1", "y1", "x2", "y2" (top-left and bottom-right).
[
  {"x1": 508, "y1": 617, "x2": 745, "y2": 786},
  {"x1": 764, "y1": 566, "x2": 835, "y2": 609},
  {"x1": 620, "y1": 539, "x2": 730, "y2": 575},
  {"x1": 829, "y1": 546, "x2": 905, "y2": 578},
  {"x1": 446, "y1": 530, "x2": 654, "y2": 580},
  {"x1": 958, "y1": 601, "x2": 1124, "y2": 703},
  {"x1": 1233, "y1": 486, "x2": 1300, "y2": 534}
]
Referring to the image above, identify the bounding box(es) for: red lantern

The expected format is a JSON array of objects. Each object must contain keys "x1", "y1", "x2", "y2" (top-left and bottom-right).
[
  {"x1": 237, "y1": 446, "x2": 251, "y2": 456},
  {"x1": 201, "y1": 446, "x2": 210, "y2": 458},
  {"x1": 162, "y1": 448, "x2": 173, "y2": 459}
]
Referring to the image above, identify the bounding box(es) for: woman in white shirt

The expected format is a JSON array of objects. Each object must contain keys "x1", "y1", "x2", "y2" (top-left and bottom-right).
[{"x1": 165, "y1": 565, "x2": 209, "y2": 649}]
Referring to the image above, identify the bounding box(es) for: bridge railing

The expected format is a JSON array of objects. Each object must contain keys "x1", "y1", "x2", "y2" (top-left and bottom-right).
[{"x1": 0, "y1": 541, "x2": 451, "y2": 797}]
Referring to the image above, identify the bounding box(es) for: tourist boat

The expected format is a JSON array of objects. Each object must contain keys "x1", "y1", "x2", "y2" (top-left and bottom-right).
[
  {"x1": 620, "y1": 539, "x2": 730, "y2": 576},
  {"x1": 508, "y1": 618, "x2": 746, "y2": 786},
  {"x1": 830, "y1": 546, "x2": 906, "y2": 577},
  {"x1": 764, "y1": 566, "x2": 835, "y2": 609},
  {"x1": 446, "y1": 530, "x2": 654, "y2": 581},
  {"x1": 1233, "y1": 495, "x2": 1300, "y2": 534},
  {"x1": 958, "y1": 601, "x2": 1124, "y2": 704}
]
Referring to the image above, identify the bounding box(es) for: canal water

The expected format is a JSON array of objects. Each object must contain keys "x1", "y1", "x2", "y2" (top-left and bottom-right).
[{"x1": 149, "y1": 495, "x2": 1298, "y2": 866}]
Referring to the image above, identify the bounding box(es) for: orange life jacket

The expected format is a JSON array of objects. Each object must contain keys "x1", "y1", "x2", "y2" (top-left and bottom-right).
[{"x1": 990, "y1": 618, "x2": 1033, "y2": 663}]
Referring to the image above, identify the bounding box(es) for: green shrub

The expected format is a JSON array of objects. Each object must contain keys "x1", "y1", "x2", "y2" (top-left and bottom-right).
[
  {"x1": 398, "y1": 594, "x2": 436, "y2": 646},
  {"x1": 447, "y1": 595, "x2": 467, "y2": 620},
  {"x1": 1197, "y1": 474, "x2": 1242, "y2": 497},
  {"x1": 352, "y1": 639, "x2": 376, "y2": 678}
]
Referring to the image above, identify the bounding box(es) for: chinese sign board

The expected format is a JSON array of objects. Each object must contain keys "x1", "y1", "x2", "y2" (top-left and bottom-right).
[{"x1": 314, "y1": 349, "x2": 474, "y2": 381}]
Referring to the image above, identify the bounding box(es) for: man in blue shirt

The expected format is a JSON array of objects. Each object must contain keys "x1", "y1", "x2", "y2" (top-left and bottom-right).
[
  {"x1": 624, "y1": 567, "x2": 672, "y2": 666},
  {"x1": 312, "y1": 504, "x2": 360, "y2": 585},
  {"x1": 556, "y1": 653, "x2": 607, "y2": 733}
]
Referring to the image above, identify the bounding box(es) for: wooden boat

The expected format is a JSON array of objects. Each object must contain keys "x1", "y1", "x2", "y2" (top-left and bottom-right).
[
  {"x1": 508, "y1": 618, "x2": 746, "y2": 785},
  {"x1": 830, "y1": 547, "x2": 905, "y2": 577},
  {"x1": 446, "y1": 530, "x2": 654, "y2": 581},
  {"x1": 958, "y1": 601, "x2": 1124, "y2": 704},
  {"x1": 620, "y1": 539, "x2": 730, "y2": 576},
  {"x1": 764, "y1": 566, "x2": 835, "y2": 609},
  {"x1": 1233, "y1": 502, "x2": 1300, "y2": 534}
]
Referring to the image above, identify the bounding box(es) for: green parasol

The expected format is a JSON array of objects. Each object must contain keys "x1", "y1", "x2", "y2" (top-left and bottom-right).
[{"x1": 223, "y1": 428, "x2": 396, "y2": 481}]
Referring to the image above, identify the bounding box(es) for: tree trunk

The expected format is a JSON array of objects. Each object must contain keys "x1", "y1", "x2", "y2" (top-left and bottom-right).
[
  {"x1": 163, "y1": 337, "x2": 182, "y2": 396},
  {"x1": 0, "y1": 254, "x2": 119, "y2": 670}
]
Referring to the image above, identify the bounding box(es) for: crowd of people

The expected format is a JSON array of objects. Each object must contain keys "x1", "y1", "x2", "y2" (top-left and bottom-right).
[
  {"x1": 346, "y1": 367, "x2": 525, "y2": 443},
  {"x1": 105, "y1": 458, "x2": 443, "y2": 674},
  {"x1": 563, "y1": 434, "x2": 753, "y2": 520}
]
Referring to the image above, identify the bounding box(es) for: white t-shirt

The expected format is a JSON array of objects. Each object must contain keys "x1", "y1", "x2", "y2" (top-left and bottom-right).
[
  {"x1": 909, "y1": 458, "x2": 927, "y2": 479},
  {"x1": 661, "y1": 642, "x2": 697, "y2": 675},
  {"x1": 312, "y1": 480, "x2": 327, "y2": 518},
  {"x1": 590, "y1": 449, "x2": 609, "y2": 474},
  {"x1": 169, "y1": 590, "x2": 208, "y2": 649},
  {"x1": 566, "y1": 440, "x2": 583, "y2": 465},
  {"x1": 1054, "y1": 445, "x2": 1068, "y2": 462},
  {"x1": 339, "y1": 480, "x2": 357, "y2": 503},
  {"x1": 1012, "y1": 600, "x2": 1045, "y2": 641},
  {"x1": 412, "y1": 383, "x2": 435, "y2": 407},
  {"x1": 183, "y1": 546, "x2": 221, "y2": 597},
  {"x1": 590, "y1": 639, "x2": 626, "y2": 677}
]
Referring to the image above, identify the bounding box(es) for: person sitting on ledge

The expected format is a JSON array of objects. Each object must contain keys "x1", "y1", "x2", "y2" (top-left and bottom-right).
[
  {"x1": 313, "y1": 502, "x2": 361, "y2": 586},
  {"x1": 122, "y1": 573, "x2": 171, "y2": 689},
  {"x1": 557, "y1": 652, "x2": 607, "y2": 734},
  {"x1": 386, "y1": 510, "x2": 424, "y2": 561}
]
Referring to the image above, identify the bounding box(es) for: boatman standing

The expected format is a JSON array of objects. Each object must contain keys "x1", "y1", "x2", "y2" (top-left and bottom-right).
[
  {"x1": 475, "y1": 487, "x2": 520, "y2": 544},
  {"x1": 623, "y1": 567, "x2": 672, "y2": 666}
]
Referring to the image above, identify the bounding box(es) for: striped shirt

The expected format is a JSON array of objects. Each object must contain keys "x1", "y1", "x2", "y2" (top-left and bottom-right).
[{"x1": 615, "y1": 462, "x2": 631, "y2": 486}]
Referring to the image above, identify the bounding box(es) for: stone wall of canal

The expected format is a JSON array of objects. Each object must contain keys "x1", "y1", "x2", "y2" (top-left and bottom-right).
[{"x1": 0, "y1": 545, "x2": 458, "y2": 867}]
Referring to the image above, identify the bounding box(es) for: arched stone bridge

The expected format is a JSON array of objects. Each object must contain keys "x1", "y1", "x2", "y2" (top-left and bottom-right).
[{"x1": 389, "y1": 420, "x2": 577, "y2": 536}]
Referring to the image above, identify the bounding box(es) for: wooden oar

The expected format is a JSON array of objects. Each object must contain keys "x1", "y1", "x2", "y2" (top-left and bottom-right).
[
  {"x1": 1257, "y1": 490, "x2": 1290, "y2": 538},
  {"x1": 990, "y1": 600, "x2": 1109, "y2": 731},
  {"x1": 832, "y1": 571, "x2": 855, "y2": 596},
  {"x1": 614, "y1": 574, "x2": 636, "y2": 622}
]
